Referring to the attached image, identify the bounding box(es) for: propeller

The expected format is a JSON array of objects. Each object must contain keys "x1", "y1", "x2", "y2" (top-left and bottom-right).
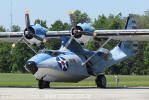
[
  {"x1": 63, "y1": 10, "x2": 97, "y2": 51},
  {"x1": 12, "y1": 10, "x2": 47, "y2": 48},
  {"x1": 63, "y1": 11, "x2": 82, "y2": 51},
  {"x1": 68, "y1": 10, "x2": 84, "y2": 38},
  {"x1": 24, "y1": 10, "x2": 47, "y2": 43}
]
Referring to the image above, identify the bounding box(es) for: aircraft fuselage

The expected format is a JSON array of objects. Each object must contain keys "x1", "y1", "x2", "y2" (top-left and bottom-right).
[{"x1": 25, "y1": 51, "x2": 90, "y2": 82}]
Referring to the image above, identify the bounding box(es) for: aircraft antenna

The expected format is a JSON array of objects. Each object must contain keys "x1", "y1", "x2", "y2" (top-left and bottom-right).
[{"x1": 10, "y1": 0, "x2": 13, "y2": 32}]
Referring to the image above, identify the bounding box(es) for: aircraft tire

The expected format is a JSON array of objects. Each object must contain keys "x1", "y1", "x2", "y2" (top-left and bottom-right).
[
  {"x1": 95, "y1": 75, "x2": 106, "y2": 88},
  {"x1": 38, "y1": 80, "x2": 50, "y2": 89}
]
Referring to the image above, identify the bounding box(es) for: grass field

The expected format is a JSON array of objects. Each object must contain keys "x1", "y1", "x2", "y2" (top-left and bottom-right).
[{"x1": 0, "y1": 73, "x2": 149, "y2": 87}]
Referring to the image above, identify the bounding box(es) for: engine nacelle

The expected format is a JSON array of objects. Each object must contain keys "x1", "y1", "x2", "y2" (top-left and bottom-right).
[
  {"x1": 24, "y1": 24, "x2": 47, "y2": 46},
  {"x1": 72, "y1": 23, "x2": 95, "y2": 38},
  {"x1": 77, "y1": 23, "x2": 95, "y2": 33}
]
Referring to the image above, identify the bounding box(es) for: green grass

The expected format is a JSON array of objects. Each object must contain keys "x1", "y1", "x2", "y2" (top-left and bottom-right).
[{"x1": 0, "y1": 73, "x2": 149, "y2": 87}]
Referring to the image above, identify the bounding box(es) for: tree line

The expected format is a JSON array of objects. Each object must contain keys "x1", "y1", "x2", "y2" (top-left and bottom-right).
[{"x1": 0, "y1": 10, "x2": 149, "y2": 75}]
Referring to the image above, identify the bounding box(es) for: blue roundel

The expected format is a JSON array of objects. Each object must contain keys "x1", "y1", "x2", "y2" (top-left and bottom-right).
[{"x1": 56, "y1": 56, "x2": 69, "y2": 71}]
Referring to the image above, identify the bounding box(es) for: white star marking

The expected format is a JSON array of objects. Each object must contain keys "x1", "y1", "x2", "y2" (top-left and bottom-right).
[{"x1": 57, "y1": 57, "x2": 68, "y2": 70}]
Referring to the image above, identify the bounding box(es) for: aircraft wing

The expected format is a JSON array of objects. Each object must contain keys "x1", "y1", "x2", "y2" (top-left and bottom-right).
[
  {"x1": 0, "y1": 32, "x2": 23, "y2": 42},
  {"x1": 46, "y1": 31, "x2": 71, "y2": 37},
  {"x1": 1, "y1": 29, "x2": 149, "y2": 43},
  {"x1": 0, "y1": 31, "x2": 70, "y2": 43},
  {"x1": 46, "y1": 29, "x2": 149, "y2": 41},
  {"x1": 93, "y1": 29, "x2": 149, "y2": 41}
]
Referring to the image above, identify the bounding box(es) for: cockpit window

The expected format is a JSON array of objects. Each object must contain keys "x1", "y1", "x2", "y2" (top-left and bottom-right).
[{"x1": 37, "y1": 50, "x2": 60, "y2": 56}]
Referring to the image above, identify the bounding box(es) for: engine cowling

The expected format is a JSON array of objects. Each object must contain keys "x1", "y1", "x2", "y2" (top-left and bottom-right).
[
  {"x1": 24, "y1": 26, "x2": 35, "y2": 39},
  {"x1": 71, "y1": 23, "x2": 95, "y2": 38},
  {"x1": 24, "y1": 24, "x2": 47, "y2": 45}
]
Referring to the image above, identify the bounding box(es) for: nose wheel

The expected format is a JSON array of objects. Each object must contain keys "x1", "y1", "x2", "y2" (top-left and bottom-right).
[
  {"x1": 38, "y1": 80, "x2": 50, "y2": 89},
  {"x1": 95, "y1": 75, "x2": 106, "y2": 88}
]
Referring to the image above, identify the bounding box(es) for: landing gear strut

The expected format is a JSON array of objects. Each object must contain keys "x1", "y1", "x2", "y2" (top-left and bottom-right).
[
  {"x1": 95, "y1": 75, "x2": 106, "y2": 88},
  {"x1": 38, "y1": 80, "x2": 50, "y2": 89}
]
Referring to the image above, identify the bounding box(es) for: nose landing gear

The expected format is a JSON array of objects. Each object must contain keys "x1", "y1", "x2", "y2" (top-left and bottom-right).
[{"x1": 38, "y1": 80, "x2": 50, "y2": 89}]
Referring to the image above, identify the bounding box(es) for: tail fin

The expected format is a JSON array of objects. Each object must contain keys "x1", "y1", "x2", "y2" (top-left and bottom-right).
[
  {"x1": 119, "y1": 15, "x2": 138, "y2": 56},
  {"x1": 125, "y1": 15, "x2": 136, "y2": 29},
  {"x1": 104, "y1": 15, "x2": 138, "y2": 67}
]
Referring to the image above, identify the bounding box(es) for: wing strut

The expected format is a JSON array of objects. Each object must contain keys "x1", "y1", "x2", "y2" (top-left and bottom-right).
[
  {"x1": 23, "y1": 38, "x2": 37, "y2": 54},
  {"x1": 82, "y1": 38, "x2": 111, "y2": 66}
]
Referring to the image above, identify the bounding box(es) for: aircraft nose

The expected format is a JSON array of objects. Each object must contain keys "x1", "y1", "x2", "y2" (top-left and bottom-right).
[{"x1": 25, "y1": 61, "x2": 38, "y2": 74}]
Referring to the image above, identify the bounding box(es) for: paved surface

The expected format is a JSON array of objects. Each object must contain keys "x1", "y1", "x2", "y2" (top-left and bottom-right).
[{"x1": 0, "y1": 87, "x2": 149, "y2": 100}]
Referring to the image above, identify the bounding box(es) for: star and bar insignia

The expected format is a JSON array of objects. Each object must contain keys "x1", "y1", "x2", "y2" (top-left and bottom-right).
[{"x1": 56, "y1": 56, "x2": 69, "y2": 71}]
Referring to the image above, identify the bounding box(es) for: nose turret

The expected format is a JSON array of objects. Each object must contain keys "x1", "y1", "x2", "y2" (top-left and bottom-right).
[{"x1": 25, "y1": 61, "x2": 38, "y2": 74}]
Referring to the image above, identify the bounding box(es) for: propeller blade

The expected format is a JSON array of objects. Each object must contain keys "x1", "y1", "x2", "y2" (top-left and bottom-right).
[
  {"x1": 25, "y1": 10, "x2": 30, "y2": 29},
  {"x1": 63, "y1": 36, "x2": 74, "y2": 51},
  {"x1": 68, "y1": 10, "x2": 77, "y2": 29},
  {"x1": 12, "y1": 36, "x2": 24, "y2": 48}
]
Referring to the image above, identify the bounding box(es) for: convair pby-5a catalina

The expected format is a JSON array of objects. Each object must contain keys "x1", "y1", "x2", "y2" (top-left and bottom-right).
[{"x1": 1, "y1": 10, "x2": 149, "y2": 89}]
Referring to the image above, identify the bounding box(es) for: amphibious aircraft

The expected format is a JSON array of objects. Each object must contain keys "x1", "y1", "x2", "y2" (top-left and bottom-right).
[{"x1": 1, "y1": 10, "x2": 149, "y2": 89}]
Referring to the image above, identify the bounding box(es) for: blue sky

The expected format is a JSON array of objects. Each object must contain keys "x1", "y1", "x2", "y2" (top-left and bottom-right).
[{"x1": 0, "y1": 0, "x2": 149, "y2": 30}]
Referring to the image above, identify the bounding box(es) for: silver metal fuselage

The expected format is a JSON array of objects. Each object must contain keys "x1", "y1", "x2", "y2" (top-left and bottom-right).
[{"x1": 27, "y1": 52, "x2": 90, "y2": 82}]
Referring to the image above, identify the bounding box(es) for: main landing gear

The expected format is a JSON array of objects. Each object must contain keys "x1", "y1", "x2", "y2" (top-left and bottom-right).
[
  {"x1": 38, "y1": 80, "x2": 50, "y2": 89},
  {"x1": 95, "y1": 75, "x2": 106, "y2": 88}
]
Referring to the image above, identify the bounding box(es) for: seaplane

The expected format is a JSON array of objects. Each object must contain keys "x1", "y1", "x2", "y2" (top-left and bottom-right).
[{"x1": 0, "y1": 10, "x2": 149, "y2": 89}]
